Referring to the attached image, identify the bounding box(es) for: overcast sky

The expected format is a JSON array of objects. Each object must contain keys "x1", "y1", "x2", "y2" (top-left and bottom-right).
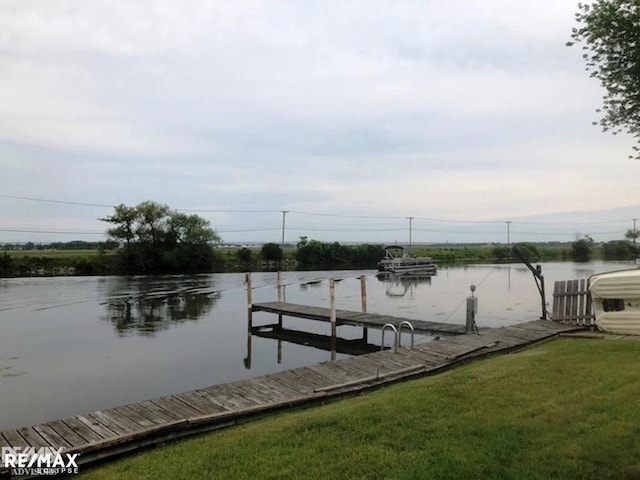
[{"x1": 1, "y1": 0, "x2": 638, "y2": 245}]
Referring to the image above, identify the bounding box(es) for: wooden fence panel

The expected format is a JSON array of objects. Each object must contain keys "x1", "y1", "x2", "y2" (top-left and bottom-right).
[{"x1": 552, "y1": 279, "x2": 594, "y2": 326}]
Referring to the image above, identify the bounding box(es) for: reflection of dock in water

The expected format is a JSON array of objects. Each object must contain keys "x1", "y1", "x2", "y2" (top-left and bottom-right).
[
  {"x1": 251, "y1": 324, "x2": 380, "y2": 355},
  {"x1": 378, "y1": 273, "x2": 432, "y2": 297}
]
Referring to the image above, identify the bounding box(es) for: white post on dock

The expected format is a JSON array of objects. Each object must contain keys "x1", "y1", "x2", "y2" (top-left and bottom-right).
[
  {"x1": 466, "y1": 284, "x2": 478, "y2": 334},
  {"x1": 360, "y1": 274, "x2": 368, "y2": 342},
  {"x1": 330, "y1": 277, "x2": 337, "y2": 361}
]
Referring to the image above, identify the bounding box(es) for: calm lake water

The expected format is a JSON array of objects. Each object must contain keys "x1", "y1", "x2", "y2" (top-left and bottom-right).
[{"x1": 0, "y1": 261, "x2": 633, "y2": 430}]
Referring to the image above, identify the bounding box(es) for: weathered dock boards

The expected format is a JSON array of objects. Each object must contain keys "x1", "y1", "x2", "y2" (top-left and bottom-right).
[
  {"x1": 252, "y1": 301, "x2": 467, "y2": 335},
  {"x1": 0, "y1": 319, "x2": 582, "y2": 479}
]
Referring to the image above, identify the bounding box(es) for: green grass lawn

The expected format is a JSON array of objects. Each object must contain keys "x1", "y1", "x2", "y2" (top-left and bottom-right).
[{"x1": 79, "y1": 338, "x2": 640, "y2": 479}]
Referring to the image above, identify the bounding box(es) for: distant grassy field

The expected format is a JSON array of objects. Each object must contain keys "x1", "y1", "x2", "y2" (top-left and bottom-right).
[
  {"x1": 1, "y1": 244, "x2": 575, "y2": 263},
  {"x1": 5, "y1": 249, "x2": 103, "y2": 258},
  {"x1": 80, "y1": 338, "x2": 640, "y2": 480}
]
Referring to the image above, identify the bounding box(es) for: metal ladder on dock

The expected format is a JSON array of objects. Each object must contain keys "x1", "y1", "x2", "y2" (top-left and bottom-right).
[{"x1": 381, "y1": 321, "x2": 415, "y2": 353}]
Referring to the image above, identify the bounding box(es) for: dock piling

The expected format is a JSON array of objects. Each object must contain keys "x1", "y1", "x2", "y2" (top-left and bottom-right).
[
  {"x1": 360, "y1": 274, "x2": 368, "y2": 341},
  {"x1": 246, "y1": 272, "x2": 253, "y2": 328},
  {"x1": 277, "y1": 271, "x2": 283, "y2": 327},
  {"x1": 244, "y1": 272, "x2": 253, "y2": 369},
  {"x1": 330, "y1": 278, "x2": 337, "y2": 360}
]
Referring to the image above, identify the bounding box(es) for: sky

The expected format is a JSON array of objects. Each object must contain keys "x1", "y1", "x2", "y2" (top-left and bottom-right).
[{"x1": 1, "y1": 0, "x2": 638, "y2": 245}]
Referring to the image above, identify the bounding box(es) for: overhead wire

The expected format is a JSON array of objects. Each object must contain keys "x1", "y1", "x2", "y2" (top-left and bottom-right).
[{"x1": 0, "y1": 193, "x2": 637, "y2": 239}]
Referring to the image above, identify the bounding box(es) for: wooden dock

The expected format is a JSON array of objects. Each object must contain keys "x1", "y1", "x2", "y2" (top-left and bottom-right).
[
  {"x1": 252, "y1": 301, "x2": 468, "y2": 335},
  {"x1": 1, "y1": 319, "x2": 583, "y2": 478}
]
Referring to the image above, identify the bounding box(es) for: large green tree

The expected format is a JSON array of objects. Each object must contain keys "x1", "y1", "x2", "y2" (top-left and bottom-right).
[
  {"x1": 569, "y1": 0, "x2": 640, "y2": 157},
  {"x1": 571, "y1": 236, "x2": 594, "y2": 262},
  {"x1": 101, "y1": 204, "x2": 137, "y2": 247},
  {"x1": 167, "y1": 212, "x2": 219, "y2": 245},
  {"x1": 101, "y1": 201, "x2": 220, "y2": 274},
  {"x1": 625, "y1": 227, "x2": 639, "y2": 245}
]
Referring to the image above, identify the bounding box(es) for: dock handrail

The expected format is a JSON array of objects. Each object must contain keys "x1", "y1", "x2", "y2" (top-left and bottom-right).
[
  {"x1": 381, "y1": 323, "x2": 399, "y2": 353},
  {"x1": 398, "y1": 321, "x2": 415, "y2": 348}
]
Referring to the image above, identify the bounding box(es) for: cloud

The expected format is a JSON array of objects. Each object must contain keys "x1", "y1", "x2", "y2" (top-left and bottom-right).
[{"x1": 0, "y1": 0, "x2": 636, "y2": 244}]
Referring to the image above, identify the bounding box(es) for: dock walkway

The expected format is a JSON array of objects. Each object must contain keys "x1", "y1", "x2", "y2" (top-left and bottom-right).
[
  {"x1": 252, "y1": 301, "x2": 468, "y2": 335},
  {"x1": 1, "y1": 319, "x2": 582, "y2": 478}
]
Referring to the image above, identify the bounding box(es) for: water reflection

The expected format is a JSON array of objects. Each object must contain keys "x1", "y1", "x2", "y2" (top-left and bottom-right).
[
  {"x1": 376, "y1": 274, "x2": 433, "y2": 298},
  {"x1": 243, "y1": 324, "x2": 378, "y2": 370},
  {"x1": 103, "y1": 276, "x2": 219, "y2": 336}
]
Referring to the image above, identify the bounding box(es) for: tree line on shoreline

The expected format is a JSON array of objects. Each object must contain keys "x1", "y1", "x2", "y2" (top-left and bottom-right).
[
  {"x1": 1, "y1": 237, "x2": 638, "y2": 278},
  {"x1": 1, "y1": 201, "x2": 639, "y2": 277}
]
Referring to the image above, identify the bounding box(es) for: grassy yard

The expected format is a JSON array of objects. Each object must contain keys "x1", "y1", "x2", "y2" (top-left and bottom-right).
[{"x1": 79, "y1": 338, "x2": 640, "y2": 480}]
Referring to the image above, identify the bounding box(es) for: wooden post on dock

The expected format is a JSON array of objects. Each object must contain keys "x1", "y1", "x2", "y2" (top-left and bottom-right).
[
  {"x1": 360, "y1": 275, "x2": 367, "y2": 313},
  {"x1": 330, "y1": 278, "x2": 337, "y2": 361},
  {"x1": 537, "y1": 265, "x2": 547, "y2": 320},
  {"x1": 246, "y1": 272, "x2": 253, "y2": 327},
  {"x1": 245, "y1": 272, "x2": 253, "y2": 368},
  {"x1": 360, "y1": 275, "x2": 368, "y2": 342},
  {"x1": 277, "y1": 271, "x2": 283, "y2": 328}
]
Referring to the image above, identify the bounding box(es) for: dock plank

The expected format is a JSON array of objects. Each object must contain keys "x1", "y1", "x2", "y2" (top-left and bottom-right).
[
  {"x1": 137, "y1": 400, "x2": 184, "y2": 423},
  {"x1": 32, "y1": 424, "x2": 73, "y2": 448},
  {"x1": 259, "y1": 374, "x2": 310, "y2": 399},
  {"x1": 120, "y1": 405, "x2": 170, "y2": 426},
  {"x1": 1, "y1": 430, "x2": 27, "y2": 449},
  {"x1": 17, "y1": 427, "x2": 49, "y2": 448},
  {"x1": 88, "y1": 411, "x2": 136, "y2": 436},
  {"x1": 150, "y1": 397, "x2": 206, "y2": 419},
  {"x1": 44, "y1": 420, "x2": 89, "y2": 448},
  {"x1": 172, "y1": 391, "x2": 229, "y2": 416},
  {"x1": 238, "y1": 377, "x2": 291, "y2": 402},
  {"x1": 60, "y1": 418, "x2": 104, "y2": 443},
  {"x1": 168, "y1": 394, "x2": 210, "y2": 416},
  {"x1": 75, "y1": 415, "x2": 120, "y2": 440},
  {"x1": 107, "y1": 407, "x2": 156, "y2": 429}
]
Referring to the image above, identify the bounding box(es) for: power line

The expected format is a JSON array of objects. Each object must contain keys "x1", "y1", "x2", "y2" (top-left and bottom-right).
[
  {"x1": 289, "y1": 210, "x2": 403, "y2": 220},
  {"x1": 0, "y1": 193, "x2": 637, "y2": 230},
  {"x1": 0, "y1": 228, "x2": 104, "y2": 235},
  {"x1": 217, "y1": 228, "x2": 281, "y2": 233},
  {"x1": 180, "y1": 208, "x2": 282, "y2": 214},
  {"x1": 0, "y1": 194, "x2": 113, "y2": 208}
]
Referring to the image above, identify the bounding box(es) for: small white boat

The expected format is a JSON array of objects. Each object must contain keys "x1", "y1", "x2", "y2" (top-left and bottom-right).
[
  {"x1": 589, "y1": 269, "x2": 640, "y2": 335},
  {"x1": 376, "y1": 246, "x2": 437, "y2": 277}
]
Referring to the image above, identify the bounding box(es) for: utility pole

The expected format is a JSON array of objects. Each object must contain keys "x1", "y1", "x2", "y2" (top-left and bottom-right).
[
  {"x1": 634, "y1": 218, "x2": 638, "y2": 247},
  {"x1": 281, "y1": 210, "x2": 289, "y2": 247},
  {"x1": 505, "y1": 220, "x2": 512, "y2": 250},
  {"x1": 407, "y1": 216, "x2": 414, "y2": 248}
]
